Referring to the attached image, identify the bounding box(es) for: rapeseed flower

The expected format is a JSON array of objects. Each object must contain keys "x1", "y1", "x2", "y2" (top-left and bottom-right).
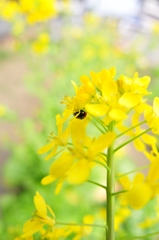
[
  {"x1": 145, "y1": 97, "x2": 159, "y2": 134},
  {"x1": 38, "y1": 120, "x2": 70, "y2": 160},
  {"x1": 32, "y1": 33, "x2": 50, "y2": 54},
  {"x1": 119, "y1": 173, "x2": 152, "y2": 209},
  {"x1": 20, "y1": 192, "x2": 55, "y2": 238}
]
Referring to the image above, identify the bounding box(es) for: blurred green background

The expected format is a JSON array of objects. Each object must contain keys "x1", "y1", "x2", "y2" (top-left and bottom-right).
[{"x1": 1, "y1": 1, "x2": 159, "y2": 239}]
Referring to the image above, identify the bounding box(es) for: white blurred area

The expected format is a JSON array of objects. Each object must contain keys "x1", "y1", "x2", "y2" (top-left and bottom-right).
[
  {"x1": 69, "y1": 0, "x2": 159, "y2": 33},
  {"x1": 86, "y1": 0, "x2": 140, "y2": 17}
]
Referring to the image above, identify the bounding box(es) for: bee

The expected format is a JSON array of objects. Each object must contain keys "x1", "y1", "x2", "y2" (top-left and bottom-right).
[{"x1": 73, "y1": 110, "x2": 87, "y2": 119}]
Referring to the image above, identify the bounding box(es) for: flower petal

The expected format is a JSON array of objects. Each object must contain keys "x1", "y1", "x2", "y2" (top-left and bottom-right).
[
  {"x1": 34, "y1": 192, "x2": 47, "y2": 218},
  {"x1": 50, "y1": 152, "x2": 74, "y2": 178},
  {"x1": 38, "y1": 142, "x2": 55, "y2": 154},
  {"x1": 153, "y1": 97, "x2": 159, "y2": 117},
  {"x1": 89, "y1": 131, "x2": 116, "y2": 153},
  {"x1": 119, "y1": 93, "x2": 141, "y2": 108},
  {"x1": 21, "y1": 219, "x2": 43, "y2": 238},
  {"x1": 67, "y1": 160, "x2": 90, "y2": 184},
  {"x1": 85, "y1": 104, "x2": 108, "y2": 116},
  {"x1": 41, "y1": 175, "x2": 55, "y2": 185}
]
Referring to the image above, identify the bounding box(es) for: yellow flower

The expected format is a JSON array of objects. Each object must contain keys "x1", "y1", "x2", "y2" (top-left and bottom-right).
[
  {"x1": 39, "y1": 226, "x2": 72, "y2": 239},
  {"x1": 21, "y1": 192, "x2": 55, "y2": 238},
  {"x1": 145, "y1": 97, "x2": 159, "y2": 134},
  {"x1": 68, "y1": 215, "x2": 94, "y2": 240},
  {"x1": 19, "y1": 0, "x2": 57, "y2": 24},
  {"x1": 38, "y1": 120, "x2": 70, "y2": 160},
  {"x1": 0, "y1": 104, "x2": 6, "y2": 117},
  {"x1": 0, "y1": 1, "x2": 20, "y2": 20},
  {"x1": 42, "y1": 118, "x2": 116, "y2": 190},
  {"x1": 32, "y1": 33, "x2": 50, "y2": 54},
  {"x1": 66, "y1": 119, "x2": 116, "y2": 184},
  {"x1": 115, "y1": 207, "x2": 131, "y2": 231},
  {"x1": 41, "y1": 151, "x2": 74, "y2": 194},
  {"x1": 119, "y1": 173, "x2": 152, "y2": 209},
  {"x1": 0, "y1": 0, "x2": 57, "y2": 24},
  {"x1": 139, "y1": 218, "x2": 158, "y2": 229}
]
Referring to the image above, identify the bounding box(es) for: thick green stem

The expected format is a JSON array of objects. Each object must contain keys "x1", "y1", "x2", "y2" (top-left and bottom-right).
[{"x1": 106, "y1": 124, "x2": 115, "y2": 240}]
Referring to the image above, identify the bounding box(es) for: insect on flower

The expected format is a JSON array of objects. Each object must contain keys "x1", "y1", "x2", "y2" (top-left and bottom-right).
[{"x1": 73, "y1": 110, "x2": 87, "y2": 119}]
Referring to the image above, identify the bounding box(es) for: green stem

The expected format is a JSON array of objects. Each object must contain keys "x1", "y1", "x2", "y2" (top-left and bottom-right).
[
  {"x1": 114, "y1": 128, "x2": 150, "y2": 153},
  {"x1": 116, "y1": 164, "x2": 150, "y2": 179},
  {"x1": 106, "y1": 123, "x2": 115, "y2": 240},
  {"x1": 93, "y1": 159, "x2": 110, "y2": 171},
  {"x1": 121, "y1": 231, "x2": 159, "y2": 240},
  {"x1": 56, "y1": 221, "x2": 107, "y2": 229},
  {"x1": 91, "y1": 118, "x2": 105, "y2": 134},
  {"x1": 111, "y1": 190, "x2": 128, "y2": 196},
  {"x1": 94, "y1": 116, "x2": 108, "y2": 132},
  {"x1": 116, "y1": 120, "x2": 147, "y2": 138},
  {"x1": 100, "y1": 152, "x2": 107, "y2": 159},
  {"x1": 87, "y1": 179, "x2": 107, "y2": 190}
]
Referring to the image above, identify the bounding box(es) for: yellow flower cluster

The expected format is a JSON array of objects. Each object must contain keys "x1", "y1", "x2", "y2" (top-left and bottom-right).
[
  {"x1": 17, "y1": 192, "x2": 94, "y2": 240},
  {"x1": 39, "y1": 68, "x2": 159, "y2": 194},
  {"x1": 18, "y1": 67, "x2": 159, "y2": 239},
  {"x1": 119, "y1": 146, "x2": 159, "y2": 209},
  {"x1": 0, "y1": 0, "x2": 57, "y2": 23}
]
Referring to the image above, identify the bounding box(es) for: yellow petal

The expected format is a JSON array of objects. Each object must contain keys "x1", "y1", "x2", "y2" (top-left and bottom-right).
[
  {"x1": 119, "y1": 93, "x2": 141, "y2": 108},
  {"x1": 102, "y1": 79, "x2": 117, "y2": 101},
  {"x1": 126, "y1": 182, "x2": 152, "y2": 209},
  {"x1": 47, "y1": 205, "x2": 55, "y2": 219},
  {"x1": 108, "y1": 108, "x2": 127, "y2": 121},
  {"x1": 85, "y1": 104, "x2": 108, "y2": 116},
  {"x1": 109, "y1": 67, "x2": 116, "y2": 78},
  {"x1": 153, "y1": 97, "x2": 159, "y2": 117},
  {"x1": 34, "y1": 192, "x2": 47, "y2": 217},
  {"x1": 133, "y1": 138, "x2": 145, "y2": 151},
  {"x1": 56, "y1": 114, "x2": 63, "y2": 134},
  {"x1": 119, "y1": 175, "x2": 130, "y2": 190},
  {"x1": 44, "y1": 146, "x2": 58, "y2": 160},
  {"x1": 89, "y1": 131, "x2": 116, "y2": 153},
  {"x1": 133, "y1": 172, "x2": 144, "y2": 184},
  {"x1": 38, "y1": 142, "x2": 55, "y2": 154},
  {"x1": 22, "y1": 219, "x2": 43, "y2": 238},
  {"x1": 80, "y1": 75, "x2": 90, "y2": 85},
  {"x1": 55, "y1": 179, "x2": 64, "y2": 195},
  {"x1": 50, "y1": 152, "x2": 74, "y2": 178},
  {"x1": 83, "y1": 215, "x2": 94, "y2": 224},
  {"x1": 135, "y1": 75, "x2": 150, "y2": 88},
  {"x1": 141, "y1": 133, "x2": 157, "y2": 146},
  {"x1": 41, "y1": 175, "x2": 55, "y2": 185},
  {"x1": 71, "y1": 80, "x2": 78, "y2": 94},
  {"x1": 90, "y1": 71, "x2": 100, "y2": 89},
  {"x1": 67, "y1": 160, "x2": 90, "y2": 184},
  {"x1": 147, "y1": 158, "x2": 159, "y2": 184},
  {"x1": 70, "y1": 118, "x2": 87, "y2": 144}
]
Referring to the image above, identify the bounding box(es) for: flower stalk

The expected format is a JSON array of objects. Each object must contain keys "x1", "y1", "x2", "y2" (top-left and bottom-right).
[{"x1": 106, "y1": 123, "x2": 115, "y2": 240}]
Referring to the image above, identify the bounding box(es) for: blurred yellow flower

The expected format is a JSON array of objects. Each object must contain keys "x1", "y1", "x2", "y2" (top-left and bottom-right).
[
  {"x1": 115, "y1": 207, "x2": 131, "y2": 231},
  {"x1": 21, "y1": 192, "x2": 55, "y2": 238},
  {"x1": 69, "y1": 215, "x2": 94, "y2": 240},
  {"x1": 145, "y1": 97, "x2": 159, "y2": 134},
  {"x1": 32, "y1": 33, "x2": 51, "y2": 54},
  {"x1": 0, "y1": 105, "x2": 6, "y2": 117},
  {"x1": 19, "y1": 0, "x2": 57, "y2": 23},
  {"x1": 0, "y1": 0, "x2": 20, "y2": 20},
  {"x1": 119, "y1": 173, "x2": 152, "y2": 209},
  {"x1": 38, "y1": 121, "x2": 70, "y2": 160},
  {"x1": 0, "y1": 0, "x2": 57, "y2": 23}
]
